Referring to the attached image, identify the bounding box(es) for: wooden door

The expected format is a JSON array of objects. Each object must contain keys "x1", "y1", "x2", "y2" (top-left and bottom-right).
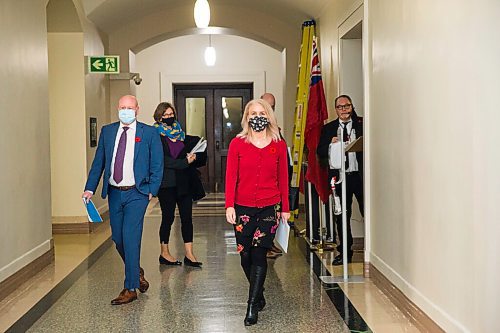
[{"x1": 174, "y1": 83, "x2": 253, "y2": 192}]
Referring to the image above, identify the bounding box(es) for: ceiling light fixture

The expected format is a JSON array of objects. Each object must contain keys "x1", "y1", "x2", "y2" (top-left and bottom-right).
[
  {"x1": 204, "y1": 35, "x2": 216, "y2": 66},
  {"x1": 194, "y1": 0, "x2": 210, "y2": 28}
]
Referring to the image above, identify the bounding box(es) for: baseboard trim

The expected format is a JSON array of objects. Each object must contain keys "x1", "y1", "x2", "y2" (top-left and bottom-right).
[
  {"x1": 370, "y1": 264, "x2": 445, "y2": 333},
  {"x1": 52, "y1": 211, "x2": 109, "y2": 234},
  {"x1": 0, "y1": 240, "x2": 54, "y2": 302},
  {"x1": 6, "y1": 237, "x2": 112, "y2": 332},
  {"x1": 363, "y1": 261, "x2": 370, "y2": 278}
]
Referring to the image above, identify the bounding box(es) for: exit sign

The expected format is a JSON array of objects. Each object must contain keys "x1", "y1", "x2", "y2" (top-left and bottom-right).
[{"x1": 88, "y1": 56, "x2": 120, "y2": 74}]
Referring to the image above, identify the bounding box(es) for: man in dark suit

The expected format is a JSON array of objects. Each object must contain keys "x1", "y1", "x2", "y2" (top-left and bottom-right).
[
  {"x1": 317, "y1": 95, "x2": 364, "y2": 265},
  {"x1": 82, "y1": 95, "x2": 163, "y2": 304}
]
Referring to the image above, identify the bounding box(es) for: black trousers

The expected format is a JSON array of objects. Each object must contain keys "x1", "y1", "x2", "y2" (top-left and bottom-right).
[
  {"x1": 336, "y1": 172, "x2": 364, "y2": 255},
  {"x1": 158, "y1": 187, "x2": 193, "y2": 244}
]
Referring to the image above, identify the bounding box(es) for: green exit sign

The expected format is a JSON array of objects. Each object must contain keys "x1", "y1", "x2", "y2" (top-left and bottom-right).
[{"x1": 88, "y1": 56, "x2": 120, "y2": 74}]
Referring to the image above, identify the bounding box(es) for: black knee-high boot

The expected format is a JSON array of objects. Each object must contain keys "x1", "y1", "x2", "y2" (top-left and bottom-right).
[
  {"x1": 244, "y1": 265, "x2": 267, "y2": 326},
  {"x1": 241, "y1": 252, "x2": 265, "y2": 311}
]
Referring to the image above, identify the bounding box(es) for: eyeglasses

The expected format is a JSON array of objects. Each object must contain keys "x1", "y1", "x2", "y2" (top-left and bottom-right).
[{"x1": 335, "y1": 104, "x2": 352, "y2": 110}]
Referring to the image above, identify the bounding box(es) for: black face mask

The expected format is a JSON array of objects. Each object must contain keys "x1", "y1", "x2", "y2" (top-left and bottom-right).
[
  {"x1": 249, "y1": 116, "x2": 269, "y2": 132},
  {"x1": 161, "y1": 117, "x2": 175, "y2": 126}
]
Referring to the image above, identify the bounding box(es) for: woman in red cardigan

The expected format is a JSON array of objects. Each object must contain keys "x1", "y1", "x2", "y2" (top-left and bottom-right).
[{"x1": 225, "y1": 98, "x2": 290, "y2": 326}]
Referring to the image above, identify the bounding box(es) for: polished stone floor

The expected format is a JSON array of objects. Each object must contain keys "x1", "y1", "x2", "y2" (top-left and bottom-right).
[{"x1": 28, "y1": 214, "x2": 351, "y2": 332}]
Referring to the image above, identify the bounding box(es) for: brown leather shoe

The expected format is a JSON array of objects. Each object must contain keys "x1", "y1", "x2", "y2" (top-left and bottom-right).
[
  {"x1": 139, "y1": 267, "x2": 149, "y2": 293},
  {"x1": 111, "y1": 289, "x2": 137, "y2": 305}
]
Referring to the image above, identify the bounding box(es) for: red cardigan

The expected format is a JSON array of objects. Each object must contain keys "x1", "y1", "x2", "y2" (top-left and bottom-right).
[{"x1": 225, "y1": 137, "x2": 289, "y2": 212}]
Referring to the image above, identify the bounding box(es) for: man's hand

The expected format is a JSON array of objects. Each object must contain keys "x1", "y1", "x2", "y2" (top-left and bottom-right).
[
  {"x1": 187, "y1": 153, "x2": 196, "y2": 164},
  {"x1": 226, "y1": 207, "x2": 236, "y2": 224},
  {"x1": 331, "y1": 137, "x2": 339, "y2": 143},
  {"x1": 149, "y1": 193, "x2": 153, "y2": 201},
  {"x1": 82, "y1": 191, "x2": 93, "y2": 203}
]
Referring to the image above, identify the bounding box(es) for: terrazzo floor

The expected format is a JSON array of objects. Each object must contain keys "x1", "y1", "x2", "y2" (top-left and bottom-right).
[{"x1": 28, "y1": 214, "x2": 351, "y2": 333}]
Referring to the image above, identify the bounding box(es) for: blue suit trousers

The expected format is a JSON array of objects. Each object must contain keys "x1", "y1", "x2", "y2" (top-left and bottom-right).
[{"x1": 108, "y1": 186, "x2": 149, "y2": 290}]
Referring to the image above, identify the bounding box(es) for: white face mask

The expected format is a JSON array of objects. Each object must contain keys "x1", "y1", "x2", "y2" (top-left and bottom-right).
[{"x1": 118, "y1": 108, "x2": 136, "y2": 125}]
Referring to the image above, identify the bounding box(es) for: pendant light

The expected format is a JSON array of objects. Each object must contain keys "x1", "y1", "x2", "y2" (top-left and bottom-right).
[
  {"x1": 204, "y1": 35, "x2": 216, "y2": 66},
  {"x1": 194, "y1": 0, "x2": 210, "y2": 28}
]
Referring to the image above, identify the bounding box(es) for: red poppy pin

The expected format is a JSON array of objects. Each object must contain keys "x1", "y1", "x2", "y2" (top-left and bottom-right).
[
  {"x1": 269, "y1": 147, "x2": 277, "y2": 154},
  {"x1": 135, "y1": 137, "x2": 141, "y2": 143}
]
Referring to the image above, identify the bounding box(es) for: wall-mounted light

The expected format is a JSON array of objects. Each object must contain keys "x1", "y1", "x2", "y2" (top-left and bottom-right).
[
  {"x1": 204, "y1": 35, "x2": 216, "y2": 66},
  {"x1": 194, "y1": 0, "x2": 210, "y2": 28}
]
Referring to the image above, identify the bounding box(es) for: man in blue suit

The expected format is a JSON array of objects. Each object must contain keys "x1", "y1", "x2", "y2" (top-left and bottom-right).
[{"x1": 82, "y1": 95, "x2": 163, "y2": 305}]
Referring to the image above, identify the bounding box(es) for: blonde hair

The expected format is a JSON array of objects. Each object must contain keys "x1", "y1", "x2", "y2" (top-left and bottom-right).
[{"x1": 237, "y1": 99, "x2": 281, "y2": 142}]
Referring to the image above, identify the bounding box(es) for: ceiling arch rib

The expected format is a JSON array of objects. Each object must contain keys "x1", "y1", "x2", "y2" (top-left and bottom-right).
[
  {"x1": 47, "y1": 0, "x2": 83, "y2": 33},
  {"x1": 82, "y1": 0, "x2": 331, "y2": 34},
  {"x1": 132, "y1": 27, "x2": 284, "y2": 54}
]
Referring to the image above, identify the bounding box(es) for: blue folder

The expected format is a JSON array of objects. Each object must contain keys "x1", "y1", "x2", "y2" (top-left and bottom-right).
[{"x1": 83, "y1": 198, "x2": 103, "y2": 223}]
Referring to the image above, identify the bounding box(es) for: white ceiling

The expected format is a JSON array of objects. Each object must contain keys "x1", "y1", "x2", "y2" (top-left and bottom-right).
[{"x1": 82, "y1": 0, "x2": 332, "y2": 33}]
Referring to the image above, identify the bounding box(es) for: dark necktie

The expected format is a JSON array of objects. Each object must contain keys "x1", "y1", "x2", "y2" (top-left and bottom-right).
[
  {"x1": 342, "y1": 122, "x2": 350, "y2": 170},
  {"x1": 113, "y1": 126, "x2": 129, "y2": 184}
]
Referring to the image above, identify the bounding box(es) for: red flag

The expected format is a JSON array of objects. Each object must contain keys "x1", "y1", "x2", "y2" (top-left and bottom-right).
[{"x1": 305, "y1": 37, "x2": 330, "y2": 203}]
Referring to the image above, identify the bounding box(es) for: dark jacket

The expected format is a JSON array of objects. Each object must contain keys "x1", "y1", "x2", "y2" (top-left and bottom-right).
[
  {"x1": 160, "y1": 134, "x2": 207, "y2": 200},
  {"x1": 317, "y1": 113, "x2": 363, "y2": 182}
]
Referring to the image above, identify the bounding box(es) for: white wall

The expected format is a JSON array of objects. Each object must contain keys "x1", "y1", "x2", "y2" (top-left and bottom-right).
[
  {"x1": 48, "y1": 33, "x2": 88, "y2": 218},
  {"x1": 47, "y1": 0, "x2": 110, "y2": 220},
  {"x1": 0, "y1": 0, "x2": 52, "y2": 282},
  {"x1": 75, "y1": 0, "x2": 109, "y2": 212},
  {"x1": 320, "y1": 0, "x2": 500, "y2": 331},
  {"x1": 340, "y1": 39, "x2": 363, "y2": 115},
  {"x1": 135, "y1": 34, "x2": 284, "y2": 127}
]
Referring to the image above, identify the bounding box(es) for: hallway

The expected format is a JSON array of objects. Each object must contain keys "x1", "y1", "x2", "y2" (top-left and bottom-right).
[{"x1": 27, "y1": 203, "x2": 351, "y2": 332}]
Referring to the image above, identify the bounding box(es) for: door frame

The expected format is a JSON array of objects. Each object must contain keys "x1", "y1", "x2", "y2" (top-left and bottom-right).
[
  {"x1": 337, "y1": 1, "x2": 372, "y2": 271},
  {"x1": 173, "y1": 83, "x2": 253, "y2": 192}
]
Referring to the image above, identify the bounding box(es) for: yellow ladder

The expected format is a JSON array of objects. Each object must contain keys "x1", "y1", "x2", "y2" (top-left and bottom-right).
[{"x1": 289, "y1": 20, "x2": 315, "y2": 220}]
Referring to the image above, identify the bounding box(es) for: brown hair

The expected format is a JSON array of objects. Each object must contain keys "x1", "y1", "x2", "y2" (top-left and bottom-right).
[{"x1": 153, "y1": 102, "x2": 176, "y2": 122}]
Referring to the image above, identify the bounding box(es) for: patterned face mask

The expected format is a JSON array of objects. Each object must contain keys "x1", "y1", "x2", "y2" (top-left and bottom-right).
[{"x1": 248, "y1": 116, "x2": 269, "y2": 132}]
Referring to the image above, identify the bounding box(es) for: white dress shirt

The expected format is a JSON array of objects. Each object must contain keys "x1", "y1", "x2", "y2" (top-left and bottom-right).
[
  {"x1": 341, "y1": 121, "x2": 359, "y2": 172},
  {"x1": 109, "y1": 121, "x2": 136, "y2": 186}
]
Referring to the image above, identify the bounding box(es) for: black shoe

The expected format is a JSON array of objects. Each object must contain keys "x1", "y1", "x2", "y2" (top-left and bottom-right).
[
  {"x1": 332, "y1": 254, "x2": 353, "y2": 266},
  {"x1": 184, "y1": 256, "x2": 202, "y2": 268},
  {"x1": 244, "y1": 265, "x2": 267, "y2": 326},
  {"x1": 159, "y1": 255, "x2": 182, "y2": 266},
  {"x1": 244, "y1": 303, "x2": 259, "y2": 326}
]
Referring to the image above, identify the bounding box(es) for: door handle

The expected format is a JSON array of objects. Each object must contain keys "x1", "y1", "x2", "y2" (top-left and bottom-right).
[{"x1": 216, "y1": 140, "x2": 220, "y2": 150}]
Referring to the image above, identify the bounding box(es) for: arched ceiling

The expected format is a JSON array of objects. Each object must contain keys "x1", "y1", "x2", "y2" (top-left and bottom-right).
[{"x1": 81, "y1": 0, "x2": 330, "y2": 33}]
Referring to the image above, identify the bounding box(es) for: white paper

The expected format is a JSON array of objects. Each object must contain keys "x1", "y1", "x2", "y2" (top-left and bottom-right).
[
  {"x1": 328, "y1": 141, "x2": 343, "y2": 169},
  {"x1": 275, "y1": 221, "x2": 290, "y2": 253},
  {"x1": 189, "y1": 137, "x2": 207, "y2": 154}
]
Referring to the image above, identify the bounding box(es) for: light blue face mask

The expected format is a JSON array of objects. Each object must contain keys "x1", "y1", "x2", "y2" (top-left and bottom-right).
[{"x1": 118, "y1": 108, "x2": 136, "y2": 125}]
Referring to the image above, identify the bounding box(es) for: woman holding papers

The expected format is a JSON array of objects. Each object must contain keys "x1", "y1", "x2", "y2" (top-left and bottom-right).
[
  {"x1": 225, "y1": 99, "x2": 290, "y2": 326},
  {"x1": 153, "y1": 102, "x2": 207, "y2": 268}
]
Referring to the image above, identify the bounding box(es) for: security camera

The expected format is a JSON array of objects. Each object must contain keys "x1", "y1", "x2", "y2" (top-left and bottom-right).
[
  {"x1": 131, "y1": 73, "x2": 142, "y2": 85},
  {"x1": 133, "y1": 76, "x2": 142, "y2": 85}
]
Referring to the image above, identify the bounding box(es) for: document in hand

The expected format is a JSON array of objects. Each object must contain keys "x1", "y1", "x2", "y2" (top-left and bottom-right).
[
  {"x1": 328, "y1": 141, "x2": 342, "y2": 169},
  {"x1": 83, "y1": 198, "x2": 103, "y2": 223},
  {"x1": 189, "y1": 137, "x2": 207, "y2": 154},
  {"x1": 275, "y1": 220, "x2": 290, "y2": 253}
]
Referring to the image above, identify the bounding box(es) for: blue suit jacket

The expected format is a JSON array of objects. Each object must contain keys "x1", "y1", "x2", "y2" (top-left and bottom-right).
[{"x1": 85, "y1": 121, "x2": 164, "y2": 199}]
